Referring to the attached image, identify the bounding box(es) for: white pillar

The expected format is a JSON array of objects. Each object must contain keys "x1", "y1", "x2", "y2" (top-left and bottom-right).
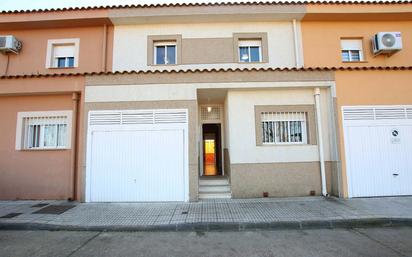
[
  {"x1": 314, "y1": 88, "x2": 328, "y2": 196},
  {"x1": 292, "y1": 19, "x2": 300, "y2": 68}
]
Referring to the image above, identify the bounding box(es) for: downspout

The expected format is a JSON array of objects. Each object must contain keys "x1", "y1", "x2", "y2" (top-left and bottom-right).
[
  {"x1": 292, "y1": 19, "x2": 300, "y2": 68},
  {"x1": 314, "y1": 88, "x2": 328, "y2": 197},
  {"x1": 102, "y1": 24, "x2": 108, "y2": 72},
  {"x1": 70, "y1": 92, "x2": 80, "y2": 201}
]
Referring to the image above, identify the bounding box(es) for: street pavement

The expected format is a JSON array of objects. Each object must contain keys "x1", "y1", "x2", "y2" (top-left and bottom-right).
[
  {"x1": 1, "y1": 227, "x2": 412, "y2": 257},
  {"x1": 1, "y1": 197, "x2": 412, "y2": 231}
]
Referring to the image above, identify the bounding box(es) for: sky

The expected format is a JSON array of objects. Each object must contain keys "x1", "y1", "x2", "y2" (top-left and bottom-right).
[{"x1": 0, "y1": 0, "x2": 398, "y2": 12}]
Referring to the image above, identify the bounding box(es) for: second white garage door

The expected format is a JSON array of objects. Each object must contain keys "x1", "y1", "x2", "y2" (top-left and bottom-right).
[
  {"x1": 86, "y1": 109, "x2": 188, "y2": 202},
  {"x1": 343, "y1": 106, "x2": 412, "y2": 198}
]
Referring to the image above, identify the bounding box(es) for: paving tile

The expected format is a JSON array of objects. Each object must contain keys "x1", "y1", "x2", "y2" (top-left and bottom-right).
[{"x1": 1, "y1": 197, "x2": 412, "y2": 228}]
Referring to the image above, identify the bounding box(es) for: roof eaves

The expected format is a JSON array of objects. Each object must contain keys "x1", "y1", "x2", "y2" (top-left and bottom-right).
[
  {"x1": 1, "y1": 66, "x2": 412, "y2": 79},
  {"x1": 1, "y1": 1, "x2": 412, "y2": 14}
]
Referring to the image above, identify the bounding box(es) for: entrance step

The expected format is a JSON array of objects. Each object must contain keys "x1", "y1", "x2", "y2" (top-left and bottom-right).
[
  {"x1": 199, "y1": 185, "x2": 231, "y2": 193},
  {"x1": 199, "y1": 176, "x2": 231, "y2": 199},
  {"x1": 199, "y1": 177, "x2": 230, "y2": 186},
  {"x1": 198, "y1": 192, "x2": 232, "y2": 199}
]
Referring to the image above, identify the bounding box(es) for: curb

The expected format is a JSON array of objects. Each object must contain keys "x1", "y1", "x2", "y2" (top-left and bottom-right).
[{"x1": 1, "y1": 218, "x2": 411, "y2": 232}]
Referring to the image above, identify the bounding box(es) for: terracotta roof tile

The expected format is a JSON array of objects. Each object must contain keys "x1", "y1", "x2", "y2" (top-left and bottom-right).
[
  {"x1": 1, "y1": 1, "x2": 411, "y2": 14},
  {"x1": 1, "y1": 66, "x2": 411, "y2": 79}
]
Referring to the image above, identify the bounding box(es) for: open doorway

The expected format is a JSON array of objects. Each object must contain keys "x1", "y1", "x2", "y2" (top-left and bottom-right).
[{"x1": 202, "y1": 123, "x2": 222, "y2": 176}]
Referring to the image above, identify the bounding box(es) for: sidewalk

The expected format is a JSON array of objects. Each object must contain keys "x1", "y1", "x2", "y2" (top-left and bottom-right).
[{"x1": 1, "y1": 197, "x2": 411, "y2": 232}]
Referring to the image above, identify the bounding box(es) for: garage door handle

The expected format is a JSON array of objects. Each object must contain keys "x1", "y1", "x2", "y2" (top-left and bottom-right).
[{"x1": 393, "y1": 173, "x2": 399, "y2": 176}]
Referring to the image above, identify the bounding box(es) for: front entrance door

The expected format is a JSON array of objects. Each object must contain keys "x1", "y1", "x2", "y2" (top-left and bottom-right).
[{"x1": 202, "y1": 123, "x2": 222, "y2": 176}]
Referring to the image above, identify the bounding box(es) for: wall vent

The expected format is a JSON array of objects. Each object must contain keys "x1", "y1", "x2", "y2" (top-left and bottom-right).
[
  {"x1": 406, "y1": 107, "x2": 412, "y2": 119},
  {"x1": 154, "y1": 110, "x2": 187, "y2": 124},
  {"x1": 89, "y1": 110, "x2": 187, "y2": 126},
  {"x1": 343, "y1": 106, "x2": 412, "y2": 121},
  {"x1": 89, "y1": 112, "x2": 121, "y2": 125},
  {"x1": 342, "y1": 108, "x2": 375, "y2": 121},
  {"x1": 122, "y1": 111, "x2": 154, "y2": 125}
]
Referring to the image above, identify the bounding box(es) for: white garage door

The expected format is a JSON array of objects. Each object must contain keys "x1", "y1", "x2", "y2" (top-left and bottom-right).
[
  {"x1": 343, "y1": 106, "x2": 412, "y2": 197},
  {"x1": 86, "y1": 109, "x2": 188, "y2": 202}
]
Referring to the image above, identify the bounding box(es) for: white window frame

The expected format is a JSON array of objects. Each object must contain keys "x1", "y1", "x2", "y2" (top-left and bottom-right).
[
  {"x1": 261, "y1": 112, "x2": 308, "y2": 145},
  {"x1": 45, "y1": 38, "x2": 80, "y2": 68},
  {"x1": 154, "y1": 41, "x2": 177, "y2": 65},
  {"x1": 238, "y1": 39, "x2": 262, "y2": 63},
  {"x1": 15, "y1": 111, "x2": 73, "y2": 150},
  {"x1": 340, "y1": 39, "x2": 364, "y2": 62}
]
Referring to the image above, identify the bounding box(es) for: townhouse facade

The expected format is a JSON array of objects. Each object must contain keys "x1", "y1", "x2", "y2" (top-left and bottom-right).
[
  {"x1": 0, "y1": 1, "x2": 411, "y2": 202},
  {"x1": 302, "y1": 3, "x2": 412, "y2": 198}
]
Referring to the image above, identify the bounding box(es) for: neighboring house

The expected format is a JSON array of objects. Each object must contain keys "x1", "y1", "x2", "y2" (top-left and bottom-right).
[
  {"x1": 301, "y1": 3, "x2": 412, "y2": 198},
  {"x1": 0, "y1": 9, "x2": 114, "y2": 200},
  {"x1": 0, "y1": 1, "x2": 410, "y2": 202}
]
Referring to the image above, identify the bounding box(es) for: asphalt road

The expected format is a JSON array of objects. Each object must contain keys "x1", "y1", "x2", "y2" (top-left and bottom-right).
[{"x1": 0, "y1": 227, "x2": 412, "y2": 257}]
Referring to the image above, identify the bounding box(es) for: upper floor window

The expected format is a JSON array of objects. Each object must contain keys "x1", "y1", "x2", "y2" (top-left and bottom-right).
[
  {"x1": 46, "y1": 38, "x2": 80, "y2": 69},
  {"x1": 340, "y1": 39, "x2": 364, "y2": 62},
  {"x1": 148, "y1": 35, "x2": 182, "y2": 66},
  {"x1": 233, "y1": 33, "x2": 268, "y2": 64},
  {"x1": 238, "y1": 40, "x2": 262, "y2": 63},
  {"x1": 154, "y1": 41, "x2": 176, "y2": 65},
  {"x1": 54, "y1": 45, "x2": 75, "y2": 68}
]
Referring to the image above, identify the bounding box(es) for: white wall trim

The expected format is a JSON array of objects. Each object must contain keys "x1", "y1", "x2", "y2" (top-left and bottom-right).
[{"x1": 85, "y1": 81, "x2": 335, "y2": 103}]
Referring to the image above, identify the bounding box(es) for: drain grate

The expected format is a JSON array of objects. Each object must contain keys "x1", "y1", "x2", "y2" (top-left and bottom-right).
[
  {"x1": 0, "y1": 213, "x2": 22, "y2": 219},
  {"x1": 32, "y1": 205, "x2": 75, "y2": 215},
  {"x1": 181, "y1": 211, "x2": 188, "y2": 214},
  {"x1": 31, "y1": 203, "x2": 49, "y2": 208}
]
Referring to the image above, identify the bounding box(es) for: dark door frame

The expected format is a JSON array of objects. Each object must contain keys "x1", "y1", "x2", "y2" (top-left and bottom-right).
[{"x1": 202, "y1": 123, "x2": 222, "y2": 176}]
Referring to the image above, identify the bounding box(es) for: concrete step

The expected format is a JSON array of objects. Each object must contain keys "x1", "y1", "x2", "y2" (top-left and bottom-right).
[
  {"x1": 198, "y1": 192, "x2": 232, "y2": 199},
  {"x1": 199, "y1": 185, "x2": 231, "y2": 193},
  {"x1": 199, "y1": 177, "x2": 229, "y2": 186}
]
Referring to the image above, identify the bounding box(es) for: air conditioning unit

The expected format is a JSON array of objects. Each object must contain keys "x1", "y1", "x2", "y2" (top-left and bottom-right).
[
  {"x1": 0, "y1": 35, "x2": 22, "y2": 54},
  {"x1": 372, "y1": 32, "x2": 402, "y2": 56}
]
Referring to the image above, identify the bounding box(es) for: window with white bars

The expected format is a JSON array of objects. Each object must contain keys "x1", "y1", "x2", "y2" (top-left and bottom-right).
[
  {"x1": 261, "y1": 112, "x2": 307, "y2": 144},
  {"x1": 23, "y1": 116, "x2": 69, "y2": 149},
  {"x1": 16, "y1": 111, "x2": 72, "y2": 150}
]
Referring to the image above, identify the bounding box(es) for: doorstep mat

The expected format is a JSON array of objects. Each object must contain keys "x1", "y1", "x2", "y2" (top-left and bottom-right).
[
  {"x1": 0, "y1": 213, "x2": 22, "y2": 218},
  {"x1": 32, "y1": 205, "x2": 76, "y2": 215}
]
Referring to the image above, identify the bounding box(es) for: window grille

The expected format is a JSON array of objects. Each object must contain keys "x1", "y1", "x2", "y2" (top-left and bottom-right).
[
  {"x1": 261, "y1": 112, "x2": 307, "y2": 144},
  {"x1": 200, "y1": 106, "x2": 221, "y2": 122},
  {"x1": 23, "y1": 115, "x2": 69, "y2": 149}
]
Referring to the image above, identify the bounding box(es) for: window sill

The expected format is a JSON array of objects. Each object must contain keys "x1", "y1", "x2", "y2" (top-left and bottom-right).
[
  {"x1": 258, "y1": 143, "x2": 312, "y2": 147},
  {"x1": 149, "y1": 64, "x2": 179, "y2": 67},
  {"x1": 47, "y1": 67, "x2": 77, "y2": 69},
  {"x1": 237, "y1": 61, "x2": 267, "y2": 64},
  {"x1": 341, "y1": 61, "x2": 368, "y2": 63},
  {"x1": 19, "y1": 148, "x2": 70, "y2": 151}
]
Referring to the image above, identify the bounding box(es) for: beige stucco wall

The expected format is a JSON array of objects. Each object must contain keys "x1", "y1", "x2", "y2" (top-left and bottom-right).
[
  {"x1": 226, "y1": 87, "x2": 339, "y2": 197},
  {"x1": 112, "y1": 21, "x2": 302, "y2": 71},
  {"x1": 226, "y1": 88, "x2": 334, "y2": 164},
  {"x1": 82, "y1": 100, "x2": 199, "y2": 201},
  {"x1": 334, "y1": 70, "x2": 412, "y2": 198},
  {"x1": 0, "y1": 94, "x2": 74, "y2": 200},
  {"x1": 231, "y1": 161, "x2": 336, "y2": 198}
]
